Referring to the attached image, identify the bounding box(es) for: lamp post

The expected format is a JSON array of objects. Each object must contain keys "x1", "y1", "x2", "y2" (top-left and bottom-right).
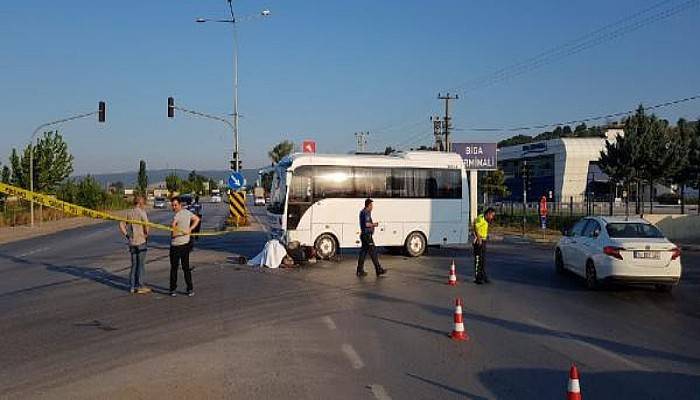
[
  {"x1": 28, "y1": 102, "x2": 106, "y2": 227},
  {"x1": 196, "y1": 2, "x2": 271, "y2": 172}
]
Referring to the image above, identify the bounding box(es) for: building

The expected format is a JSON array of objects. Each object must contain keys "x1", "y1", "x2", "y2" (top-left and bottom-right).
[{"x1": 497, "y1": 128, "x2": 624, "y2": 202}]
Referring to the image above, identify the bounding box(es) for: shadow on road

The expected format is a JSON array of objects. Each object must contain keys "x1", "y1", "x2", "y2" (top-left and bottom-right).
[
  {"x1": 477, "y1": 368, "x2": 700, "y2": 399},
  {"x1": 406, "y1": 372, "x2": 489, "y2": 400}
]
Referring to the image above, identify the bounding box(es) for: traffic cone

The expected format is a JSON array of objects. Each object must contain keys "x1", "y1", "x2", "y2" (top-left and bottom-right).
[
  {"x1": 567, "y1": 363, "x2": 582, "y2": 400},
  {"x1": 447, "y1": 260, "x2": 458, "y2": 286},
  {"x1": 449, "y1": 297, "x2": 469, "y2": 341}
]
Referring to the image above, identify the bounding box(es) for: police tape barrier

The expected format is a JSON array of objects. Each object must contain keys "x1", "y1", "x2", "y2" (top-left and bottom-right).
[{"x1": 0, "y1": 182, "x2": 230, "y2": 237}]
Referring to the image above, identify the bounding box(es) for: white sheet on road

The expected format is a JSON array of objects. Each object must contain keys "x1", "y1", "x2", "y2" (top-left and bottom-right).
[{"x1": 247, "y1": 239, "x2": 288, "y2": 269}]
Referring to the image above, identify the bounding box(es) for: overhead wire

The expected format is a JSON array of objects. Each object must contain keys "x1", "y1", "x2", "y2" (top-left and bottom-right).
[{"x1": 452, "y1": 93, "x2": 700, "y2": 133}]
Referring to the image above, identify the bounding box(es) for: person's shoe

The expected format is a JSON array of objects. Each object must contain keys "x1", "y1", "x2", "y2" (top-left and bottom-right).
[
  {"x1": 376, "y1": 268, "x2": 387, "y2": 277},
  {"x1": 187, "y1": 291, "x2": 195, "y2": 297},
  {"x1": 129, "y1": 288, "x2": 137, "y2": 294},
  {"x1": 137, "y1": 287, "x2": 152, "y2": 294},
  {"x1": 356, "y1": 270, "x2": 368, "y2": 277},
  {"x1": 190, "y1": 266, "x2": 197, "y2": 272},
  {"x1": 169, "y1": 291, "x2": 177, "y2": 297}
]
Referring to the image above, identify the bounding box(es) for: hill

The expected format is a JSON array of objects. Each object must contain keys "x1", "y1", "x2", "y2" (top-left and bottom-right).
[{"x1": 77, "y1": 169, "x2": 260, "y2": 188}]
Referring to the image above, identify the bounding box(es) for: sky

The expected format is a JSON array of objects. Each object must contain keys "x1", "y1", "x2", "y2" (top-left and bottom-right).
[{"x1": 1, "y1": 0, "x2": 699, "y2": 175}]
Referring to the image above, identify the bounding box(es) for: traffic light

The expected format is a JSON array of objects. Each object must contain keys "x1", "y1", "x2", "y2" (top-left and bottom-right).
[
  {"x1": 167, "y1": 97, "x2": 175, "y2": 118},
  {"x1": 230, "y1": 160, "x2": 236, "y2": 170},
  {"x1": 98, "y1": 101, "x2": 106, "y2": 123},
  {"x1": 522, "y1": 162, "x2": 532, "y2": 193},
  {"x1": 230, "y1": 159, "x2": 242, "y2": 170}
]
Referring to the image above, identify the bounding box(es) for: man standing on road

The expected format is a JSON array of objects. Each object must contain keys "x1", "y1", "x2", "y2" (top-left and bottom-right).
[
  {"x1": 472, "y1": 207, "x2": 496, "y2": 285},
  {"x1": 119, "y1": 196, "x2": 151, "y2": 294},
  {"x1": 169, "y1": 196, "x2": 200, "y2": 297},
  {"x1": 357, "y1": 198, "x2": 387, "y2": 278}
]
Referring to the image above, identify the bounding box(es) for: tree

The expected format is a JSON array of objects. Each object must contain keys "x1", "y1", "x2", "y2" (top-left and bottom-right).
[
  {"x1": 165, "y1": 173, "x2": 181, "y2": 195},
  {"x1": 136, "y1": 160, "x2": 148, "y2": 196},
  {"x1": 384, "y1": 146, "x2": 395, "y2": 155},
  {"x1": 8, "y1": 131, "x2": 73, "y2": 192},
  {"x1": 110, "y1": 181, "x2": 125, "y2": 195},
  {"x1": 0, "y1": 164, "x2": 9, "y2": 202},
  {"x1": 76, "y1": 176, "x2": 105, "y2": 209},
  {"x1": 599, "y1": 130, "x2": 637, "y2": 215},
  {"x1": 668, "y1": 119, "x2": 693, "y2": 213},
  {"x1": 268, "y1": 140, "x2": 294, "y2": 164},
  {"x1": 480, "y1": 170, "x2": 510, "y2": 204}
]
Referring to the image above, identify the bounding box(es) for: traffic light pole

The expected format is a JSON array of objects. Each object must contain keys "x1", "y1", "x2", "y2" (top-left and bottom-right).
[{"x1": 27, "y1": 107, "x2": 103, "y2": 227}]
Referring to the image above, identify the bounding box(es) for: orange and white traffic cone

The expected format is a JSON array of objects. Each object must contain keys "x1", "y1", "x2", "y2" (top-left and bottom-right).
[
  {"x1": 567, "y1": 363, "x2": 582, "y2": 400},
  {"x1": 449, "y1": 297, "x2": 469, "y2": 341},
  {"x1": 447, "y1": 260, "x2": 458, "y2": 286}
]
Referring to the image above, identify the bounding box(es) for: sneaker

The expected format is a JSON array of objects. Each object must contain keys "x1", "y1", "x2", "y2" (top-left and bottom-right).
[
  {"x1": 169, "y1": 291, "x2": 177, "y2": 297},
  {"x1": 129, "y1": 288, "x2": 137, "y2": 294},
  {"x1": 137, "y1": 287, "x2": 152, "y2": 294},
  {"x1": 376, "y1": 268, "x2": 387, "y2": 277},
  {"x1": 187, "y1": 291, "x2": 195, "y2": 297},
  {"x1": 356, "y1": 270, "x2": 368, "y2": 277}
]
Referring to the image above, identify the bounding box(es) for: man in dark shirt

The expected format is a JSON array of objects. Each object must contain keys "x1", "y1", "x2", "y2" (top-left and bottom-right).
[{"x1": 357, "y1": 198, "x2": 387, "y2": 277}]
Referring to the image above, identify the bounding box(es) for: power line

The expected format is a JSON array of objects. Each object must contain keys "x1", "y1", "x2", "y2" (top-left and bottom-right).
[
  {"x1": 448, "y1": 0, "x2": 699, "y2": 95},
  {"x1": 452, "y1": 93, "x2": 700, "y2": 133}
]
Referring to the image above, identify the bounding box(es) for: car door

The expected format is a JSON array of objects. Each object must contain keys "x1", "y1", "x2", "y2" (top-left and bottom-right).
[
  {"x1": 566, "y1": 218, "x2": 591, "y2": 274},
  {"x1": 577, "y1": 219, "x2": 602, "y2": 274},
  {"x1": 561, "y1": 219, "x2": 589, "y2": 271}
]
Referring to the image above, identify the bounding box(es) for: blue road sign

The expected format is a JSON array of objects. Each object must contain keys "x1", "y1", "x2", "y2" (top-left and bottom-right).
[{"x1": 228, "y1": 172, "x2": 246, "y2": 191}]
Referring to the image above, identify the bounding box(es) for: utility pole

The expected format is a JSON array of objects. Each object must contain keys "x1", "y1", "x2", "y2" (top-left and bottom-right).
[
  {"x1": 355, "y1": 131, "x2": 369, "y2": 153},
  {"x1": 437, "y1": 93, "x2": 458, "y2": 152}
]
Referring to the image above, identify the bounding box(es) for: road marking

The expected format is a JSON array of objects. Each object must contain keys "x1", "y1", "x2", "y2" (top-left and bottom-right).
[
  {"x1": 341, "y1": 344, "x2": 365, "y2": 369},
  {"x1": 322, "y1": 316, "x2": 337, "y2": 330},
  {"x1": 526, "y1": 318, "x2": 650, "y2": 371},
  {"x1": 369, "y1": 384, "x2": 392, "y2": 400},
  {"x1": 16, "y1": 246, "x2": 51, "y2": 258}
]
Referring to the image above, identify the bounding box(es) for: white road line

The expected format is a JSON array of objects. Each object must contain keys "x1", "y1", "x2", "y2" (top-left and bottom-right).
[
  {"x1": 369, "y1": 384, "x2": 392, "y2": 400},
  {"x1": 322, "y1": 316, "x2": 337, "y2": 331},
  {"x1": 341, "y1": 344, "x2": 365, "y2": 369},
  {"x1": 526, "y1": 318, "x2": 650, "y2": 371},
  {"x1": 16, "y1": 246, "x2": 51, "y2": 258}
]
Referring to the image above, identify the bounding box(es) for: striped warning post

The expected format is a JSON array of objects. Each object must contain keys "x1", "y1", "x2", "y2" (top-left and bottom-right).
[{"x1": 228, "y1": 191, "x2": 248, "y2": 226}]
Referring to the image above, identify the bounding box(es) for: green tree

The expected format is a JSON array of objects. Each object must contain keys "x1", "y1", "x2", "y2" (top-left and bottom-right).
[
  {"x1": 76, "y1": 176, "x2": 105, "y2": 209},
  {"x1": 165, "y1": 173, "x2": 181, "y2": 195},
  {"x1": 480, "y1": 170, "x2": 510, "y2": 203},
  {"x1": 268, "y1": 140, "x2": 295, "y2": 163},
  {"x1": 137, "y1": 160, "x2": 148, "y2": 196},
  {"x1": 668, "y1": 119, "x2": 693, "y2": 213},
  {"x1": 1, "y1": 165, "x2": 9, "y2": 184},
  {"x1": 8, "y1": 131, "x2": 73, "y2": 192},
  {"x1": 599, "y1": 130, "x2": 637, "y2": 214},
  {"x1": 57, "y1": 179, "x2": 79, "y2": 204}
]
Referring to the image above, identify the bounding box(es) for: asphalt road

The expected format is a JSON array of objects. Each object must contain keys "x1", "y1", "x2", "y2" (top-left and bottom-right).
[{"x1": 0, "y1": 202, "x2": 699, "y2": 399}]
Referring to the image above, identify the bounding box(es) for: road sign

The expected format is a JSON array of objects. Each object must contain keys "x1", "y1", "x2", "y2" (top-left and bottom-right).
[
  {"x1": 452, "y1": 143, "x2": 498, "y2": 170},
  {"x1": 303, "y1": 140, "x2": 316, "y2": 153},
  {"x1": 228, "y1": 172, "x2": 246, "y2": 191}
]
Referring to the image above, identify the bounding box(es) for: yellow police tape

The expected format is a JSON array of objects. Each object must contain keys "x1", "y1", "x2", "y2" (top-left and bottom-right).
[{"x1": 0, "y1": 182, "x2": 233, "y2": 237}]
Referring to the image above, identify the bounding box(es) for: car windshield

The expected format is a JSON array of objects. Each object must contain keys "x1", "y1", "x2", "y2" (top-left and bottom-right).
[{"x1": 606, "y1": 223, "x2": 664, "y2": 238}]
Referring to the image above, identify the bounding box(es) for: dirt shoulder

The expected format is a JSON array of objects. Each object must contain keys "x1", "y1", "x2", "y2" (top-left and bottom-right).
[{"x1": 0, "y1": 210, "x2": 128, "y2": 246}]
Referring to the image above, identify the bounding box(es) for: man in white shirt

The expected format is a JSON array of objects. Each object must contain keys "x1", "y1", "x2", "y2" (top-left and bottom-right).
[{"x1": 169, "y1": 196, "x2": 200, "y2": 297}]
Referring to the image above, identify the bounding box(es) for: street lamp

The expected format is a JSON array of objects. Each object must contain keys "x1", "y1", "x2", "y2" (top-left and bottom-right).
[
  {"x1": 28, "y1": 102, "x2": 106, "y2": 227},
  {"x1": 195, "y1": 1, "x2": 271, "y2": 172}
]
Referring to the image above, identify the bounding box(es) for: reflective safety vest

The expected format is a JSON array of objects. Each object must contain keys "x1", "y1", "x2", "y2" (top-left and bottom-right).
[{"x1": 474, "y1": 214, "x2": 489, "y2": 239}]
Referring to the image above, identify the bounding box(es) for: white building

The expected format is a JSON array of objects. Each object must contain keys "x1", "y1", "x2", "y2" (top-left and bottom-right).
[{"x1": 497, "y1": 128, "x2": 623, "y2": 202}]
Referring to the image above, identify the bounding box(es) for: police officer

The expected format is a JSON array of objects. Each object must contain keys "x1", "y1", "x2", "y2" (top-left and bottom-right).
[
  {"x1": 357, "y1": 198, "x2": 387, "y2": 278},
  {"x1": 472, "y1": 207, "x2": 496, "y2": 284}
]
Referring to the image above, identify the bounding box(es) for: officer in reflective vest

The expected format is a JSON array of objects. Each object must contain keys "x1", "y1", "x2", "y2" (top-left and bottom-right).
[{"x1": 472, "y1": 207, "x2": 496, "y2": 284}]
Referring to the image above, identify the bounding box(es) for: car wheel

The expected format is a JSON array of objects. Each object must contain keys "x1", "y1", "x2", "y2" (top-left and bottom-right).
[
  {"x1": 314, "y1": 233, "x2": 337, "y2": 260},
  {"x1": 555, "y1": 249, "x2": 565, "y2": 274},
  {"x1": 655, "y1": 284, "x2": 673, "y2": 293},
  {"x1": 404, "y1": 231, "x2": 427, "y2": 257},
  {"x1": 585, "y1": 261, "x2": 598, "y2": 290}
]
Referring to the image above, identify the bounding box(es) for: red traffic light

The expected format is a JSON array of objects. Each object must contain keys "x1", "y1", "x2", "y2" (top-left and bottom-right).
[
  {"x1": 167, "y1": 97, "x2": 175, "y2": 118},
  {"x1": 98, "y1": 101, "x2": 106, "y2": 123}
]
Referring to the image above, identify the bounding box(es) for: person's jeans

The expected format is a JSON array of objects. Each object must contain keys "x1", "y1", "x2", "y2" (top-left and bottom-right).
[
  {"x1": 357, "y1": 233, "x2": 381, "y2": 273},
  {"x1": 169, "y1": 244, "x2": 193, "y2": 292},
  {"x1": 129, "y1": 244, "x2": 147, "y2": 289},
  {"x1": 473, "y1": 241, "x2": 487, "y2": 282}
]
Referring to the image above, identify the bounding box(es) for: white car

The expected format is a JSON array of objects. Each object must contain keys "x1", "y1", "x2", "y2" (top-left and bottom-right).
[
  {"x1": 555, "y1": 216, "x2": 681, "y2": 291},
  {"x1": 211, "y1": 195, "x2": 222, "y2": 203}
]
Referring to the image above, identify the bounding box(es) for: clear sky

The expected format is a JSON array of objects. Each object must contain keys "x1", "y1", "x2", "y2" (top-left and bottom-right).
[{"x1": 1, "y1": 0, "x2": 699, "y2": 174}]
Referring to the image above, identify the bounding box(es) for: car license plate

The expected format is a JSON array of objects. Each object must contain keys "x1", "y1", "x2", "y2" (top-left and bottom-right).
[{"x1": 634, "y1": 251, "x2": 660, "y2": 259}]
